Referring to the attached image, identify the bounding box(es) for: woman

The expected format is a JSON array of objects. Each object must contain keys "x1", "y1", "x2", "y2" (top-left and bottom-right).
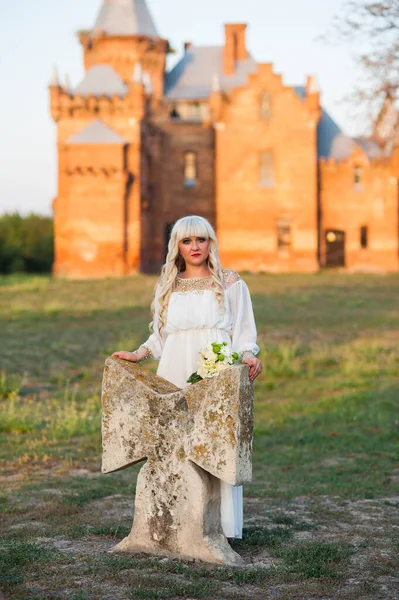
[{"x1": 113, "y1": 215, "x2": 262, "y2": 539}]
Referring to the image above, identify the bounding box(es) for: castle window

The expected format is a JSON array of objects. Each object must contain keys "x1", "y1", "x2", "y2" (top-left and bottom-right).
[
  {"x1": 170, "y1": 106, "x2": 181, "y2": 119},
  {"x1": 360, "y1": 225, "x2": 368, "y2": 249},
  {"x1": 188, "y1": 102, "x2": 201, "y2": 120},
  {"x1": 259, "y1": 151, "x2": 274, "y2": 187},
  {"x1": 354, "y1": 165, "x2": 363, "y2": 191},
  {"x1": 178, "y1": 102, "x2": 209, "y2": 121},
  {"x1": 277, "y1": 220, "x2": 292, "y2": 250},
  {"x1": 184, "y1": 151, "x2": 197, "y2": 187},
  {"x1": 260, "y1": 92, "x2": 272, "y2": 119}
]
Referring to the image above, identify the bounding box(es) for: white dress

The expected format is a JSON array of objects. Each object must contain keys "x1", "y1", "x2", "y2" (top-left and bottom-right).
[{"x1": 142, "y1": 269, "x2": 259, "y2": 538}]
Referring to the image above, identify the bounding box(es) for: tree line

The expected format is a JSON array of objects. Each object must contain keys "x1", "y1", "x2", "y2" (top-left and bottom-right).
[{"x1": 0, "y1": 213, "x2": 53, "y2": 274}]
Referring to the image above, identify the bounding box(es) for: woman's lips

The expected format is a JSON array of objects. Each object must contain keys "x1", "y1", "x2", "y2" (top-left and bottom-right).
[{"x1": 191, "y1": 253, "x2": 201, "y2": 257}]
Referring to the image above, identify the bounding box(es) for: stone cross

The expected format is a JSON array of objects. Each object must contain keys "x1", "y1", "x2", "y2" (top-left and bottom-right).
[{"x1": 101, "y1": 358, "x2": 254, "y2": 566}]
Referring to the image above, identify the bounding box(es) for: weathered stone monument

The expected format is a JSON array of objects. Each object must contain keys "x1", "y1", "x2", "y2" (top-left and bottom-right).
[{"x1": 101, "y1": 358, "x2": 254, "y2": 566}]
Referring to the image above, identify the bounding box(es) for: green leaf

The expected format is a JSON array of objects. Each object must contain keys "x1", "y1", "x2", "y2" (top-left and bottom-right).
[{"x1": 187, "y1": 372, "x2": 203, "y2": 384}]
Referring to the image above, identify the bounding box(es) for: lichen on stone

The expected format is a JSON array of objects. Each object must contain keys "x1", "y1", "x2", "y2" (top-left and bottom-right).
[{"x1": 101, "y1": 358, "x2": 254, "y2": 565}]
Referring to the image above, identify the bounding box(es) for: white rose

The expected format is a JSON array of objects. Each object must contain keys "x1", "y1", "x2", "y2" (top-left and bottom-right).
[
  {"x1": 197, "y1": 365, "x2": 209, "y2": 379},
  {"x1": 202, "y1": 349, "x2": 217, "y2": 363}
]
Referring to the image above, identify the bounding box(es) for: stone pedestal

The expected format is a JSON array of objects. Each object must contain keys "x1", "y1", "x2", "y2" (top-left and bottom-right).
[{"x1": 101, "y1": 358, "x2": 254, "y2": 565}]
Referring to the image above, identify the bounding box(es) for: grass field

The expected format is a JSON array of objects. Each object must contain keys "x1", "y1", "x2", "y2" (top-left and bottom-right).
[{"x1": 0, "y1": 272, "x2": 398, "y2": 600}]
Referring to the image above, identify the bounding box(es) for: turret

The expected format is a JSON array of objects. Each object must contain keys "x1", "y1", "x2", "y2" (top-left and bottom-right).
[
  {"x1": 77, "y1": 0, "x2": 170, "y2": 99},
  {"x1": 49, "y1": 66, "x2": 69, "y2": 122}
]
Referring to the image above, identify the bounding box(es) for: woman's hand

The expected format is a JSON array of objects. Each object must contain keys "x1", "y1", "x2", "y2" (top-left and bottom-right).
[
  {"x1": 242, "y1": 355, "x2": 263, "y2": 382},
  {"x1": 112, "y1": 351, "x2": 138, "y2": 362}
]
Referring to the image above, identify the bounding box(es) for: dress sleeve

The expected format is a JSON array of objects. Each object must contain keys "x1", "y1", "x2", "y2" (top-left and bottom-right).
[
  {"x1": 227, "y1": 279, "x2": 260, "y2": 357},
  {"x1": 140, "y1": 284, "x2": 163, "y2": 360}
]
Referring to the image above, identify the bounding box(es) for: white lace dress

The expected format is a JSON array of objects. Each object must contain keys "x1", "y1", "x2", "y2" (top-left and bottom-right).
[{"x1": 142, "y1": 270, "x2": 259, "y2": 538}]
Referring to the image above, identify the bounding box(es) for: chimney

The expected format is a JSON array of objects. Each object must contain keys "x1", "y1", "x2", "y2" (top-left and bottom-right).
[{"x1": 224, "y1": 24, "x2": 248, "y2": 76}]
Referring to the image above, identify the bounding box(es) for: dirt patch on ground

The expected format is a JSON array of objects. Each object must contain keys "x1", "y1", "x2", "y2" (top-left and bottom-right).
[{"x1": 3, "y1": 494, "x2": 398, "y2": 600}]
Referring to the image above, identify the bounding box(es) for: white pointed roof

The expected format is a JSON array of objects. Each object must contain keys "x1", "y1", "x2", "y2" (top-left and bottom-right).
[
  {"x1": 49, "y1": 66, "x2": 60, "y2": 87},
  {"x1": 67, "y1": 120, "x2": 127, "y2": 145},
  {"x1": 75, "y1": 65, "x2": 128, "y2": 98},
  {"x1": 93, "y1": 0, "x2": 159, "y2": 37}
]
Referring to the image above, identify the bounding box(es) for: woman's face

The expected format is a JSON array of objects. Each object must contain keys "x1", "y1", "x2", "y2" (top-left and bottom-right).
[{"x1": 178, "y1": 236, "x2": 210, "y2": 268}]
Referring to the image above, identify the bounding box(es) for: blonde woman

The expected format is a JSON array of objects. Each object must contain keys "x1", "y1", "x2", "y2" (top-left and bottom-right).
[{"x1": 113, "y1": 215, "x2": 262, "y2": 539}]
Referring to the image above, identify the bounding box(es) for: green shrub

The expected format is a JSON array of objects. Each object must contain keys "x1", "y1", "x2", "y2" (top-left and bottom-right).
[{"x1": 0, "y1": 213, "x2": 53, "y2": 274}]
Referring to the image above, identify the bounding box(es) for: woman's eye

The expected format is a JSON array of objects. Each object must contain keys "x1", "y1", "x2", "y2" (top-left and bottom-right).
[
  {"x1": 182, "y1": 239, "x2": 191, "y2": 244},
  {"x1": 198, "y1": 238, "x2": 206, "y2": 243}
]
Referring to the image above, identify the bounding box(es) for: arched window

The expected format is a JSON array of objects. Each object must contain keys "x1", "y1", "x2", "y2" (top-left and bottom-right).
[
  {"x1": 260, "y1": 91, "x2": 272, "y2": 120},
  {"x1": 184, "y1": 151, "x2": 197, "y2": 187}
]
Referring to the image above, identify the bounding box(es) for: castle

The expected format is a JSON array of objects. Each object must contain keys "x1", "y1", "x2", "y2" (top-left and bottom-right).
[{"x1": 49, "y1": 0, "x2": 399, "y2": 277}]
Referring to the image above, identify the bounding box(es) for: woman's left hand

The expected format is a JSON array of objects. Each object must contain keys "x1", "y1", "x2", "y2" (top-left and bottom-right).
[{"x1": 242, "y1": 356, "x2": 263, "y2": 382}]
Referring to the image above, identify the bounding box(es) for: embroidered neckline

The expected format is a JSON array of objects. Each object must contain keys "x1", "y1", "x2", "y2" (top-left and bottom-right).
[
  {"x1": 173, "y1": 270, "x2": 241, "y2": 295},
  {"x1": 174, "y1": 276, "x2": 214, "y2": 295},
  {"x1": 176, "y1": 275, "x2": 212, "y2": 282}
]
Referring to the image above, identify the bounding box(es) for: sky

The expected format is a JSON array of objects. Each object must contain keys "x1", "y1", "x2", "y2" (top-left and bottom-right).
[{"x1": 0, "y1": 0, "x2": 366, "y2": 216}]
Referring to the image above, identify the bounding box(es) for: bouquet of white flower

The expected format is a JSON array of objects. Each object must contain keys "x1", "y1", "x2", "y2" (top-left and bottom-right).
[{"x1": 187, "y1": 342, "x2": 240, "y2": 384}]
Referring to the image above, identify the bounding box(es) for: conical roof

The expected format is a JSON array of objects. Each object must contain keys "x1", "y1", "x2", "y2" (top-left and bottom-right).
[
  {"x1": 93, "y1": 0, "x2": 158, "y2": 37},
  {"x1": 67, "y1": 120, "x2": 127, "y2": 145}
]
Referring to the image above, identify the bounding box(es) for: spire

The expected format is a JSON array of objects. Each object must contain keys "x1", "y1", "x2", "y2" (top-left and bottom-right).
[
  {"x1": 64, "y1": 74, "x2": 72, "y2": 95},
  {"x1": 49, "y1": 66, "x2": 60, "y2": 87},
  {"x1": 133, "y1": 62, "x2": 143, "y2": 83},
  {"x1": 142, "y1": 71, "x2": 153, "y2": 94},
  {"x1": 212, "y1": 73, "x2": 221, "y2": 93},
  {"x1": 93, "y1": 0, "x2": 159, "y2": 37}
]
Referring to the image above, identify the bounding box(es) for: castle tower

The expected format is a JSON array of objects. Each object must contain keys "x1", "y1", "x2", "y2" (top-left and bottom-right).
[
  {"x1": 79, "y1": 0, "x2": 168, "y2": 99},
  {"x1": 50, "y1": 0, "x2": 169, "y2": 279}
]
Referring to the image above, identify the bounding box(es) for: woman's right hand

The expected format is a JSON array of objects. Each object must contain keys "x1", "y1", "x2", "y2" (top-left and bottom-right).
[{"x1": 112, "y1": 351, "x2": 138, "y2": 362}]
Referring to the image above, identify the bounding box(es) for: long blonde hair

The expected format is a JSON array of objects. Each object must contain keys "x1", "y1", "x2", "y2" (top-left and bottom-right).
[{"x1": 151, "y1": 216, "x2": 225, "y2": 333}]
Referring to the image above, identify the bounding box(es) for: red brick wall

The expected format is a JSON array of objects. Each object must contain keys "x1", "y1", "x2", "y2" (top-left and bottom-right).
[
  {"x1": 49, "y1": 27, "x2": 399, "y2": 278},
  {"x1": 51, "y1": 83, "x2": 147, "y2": 279},
  {"x1": 53, "y1": 144, "x2": 130, "y2": 279},
  {"x1": 215, "y1": 64, "x2": 320, "y2": 273},
  {"x1": 140, "y1": 117, "x2": 216, "y2": 272},
  {"x1": 320, "y1": 151, "x2": 399, "y2": 272}
]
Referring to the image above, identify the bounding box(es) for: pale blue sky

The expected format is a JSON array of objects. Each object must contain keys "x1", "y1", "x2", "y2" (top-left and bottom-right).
[{"x1": 0, "y1": 0, "x2": 364, "y2": 216}]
